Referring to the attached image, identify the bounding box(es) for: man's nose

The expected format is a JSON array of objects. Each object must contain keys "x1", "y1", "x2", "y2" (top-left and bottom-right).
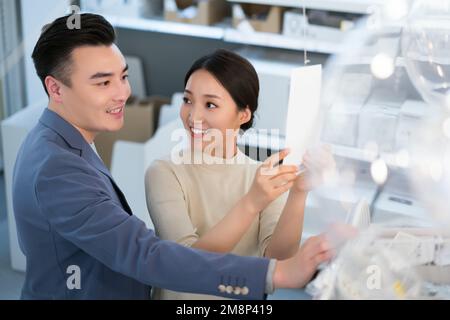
[{"x1": 113, "y1": 80, "x2": 131, "y2": 102}]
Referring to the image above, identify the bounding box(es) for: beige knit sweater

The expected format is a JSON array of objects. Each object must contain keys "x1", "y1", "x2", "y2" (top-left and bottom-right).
[{"x1": 145, "y1": 149, "x2": 287, "y2": 300}]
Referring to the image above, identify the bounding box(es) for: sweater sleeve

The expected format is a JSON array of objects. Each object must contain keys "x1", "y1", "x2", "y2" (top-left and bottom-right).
[
  {"x1": 145, "y1": 160, "x2": 198, "y2": 247},
  {"x1": 258, "y1": 192, "x2": 289, "y2": 256}
]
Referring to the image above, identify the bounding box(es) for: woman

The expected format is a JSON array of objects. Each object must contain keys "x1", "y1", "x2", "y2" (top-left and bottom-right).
[{"x1": 145, "y1": 49, "x2": 333, "y2": 299}]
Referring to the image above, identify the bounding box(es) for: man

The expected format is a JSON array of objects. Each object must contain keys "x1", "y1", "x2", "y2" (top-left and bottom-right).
[{"x1": 12, "y1": 13, "x2": 334, "y2": 299}]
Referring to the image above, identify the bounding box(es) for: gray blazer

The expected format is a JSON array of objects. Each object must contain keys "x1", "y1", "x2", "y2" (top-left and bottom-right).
[{"x1": 12, "y1": 108, "x2": 269, "y2": 299}]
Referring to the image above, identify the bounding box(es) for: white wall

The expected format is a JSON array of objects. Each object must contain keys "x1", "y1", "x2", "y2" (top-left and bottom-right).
[
  {"x1": 21, "y1": 0, "x2": 71, "y2": 105},
  {"x1": 3, "y1": 0, "x2": 71, "y2": 271}
]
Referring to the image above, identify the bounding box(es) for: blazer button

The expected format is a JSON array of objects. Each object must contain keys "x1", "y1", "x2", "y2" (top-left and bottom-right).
[
  {"x1": 226, "y1": 285, "x2": 234, "y2": 294},
  {"x1": 234, "y1": 287, "x2": 241, "y2": 295},
  {"x1": 218, "y1": 284, "x2": 226, "y2": 292},
  {"x1": 242, "y1": 286, "x2": 249, "y2": 295}
]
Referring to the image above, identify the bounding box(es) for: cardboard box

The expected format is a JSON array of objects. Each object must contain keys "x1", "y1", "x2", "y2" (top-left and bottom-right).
[
  {"x1": 232, "y1": 4, "x2": 283, "y2": 34},
  {"x1": 95, "y1": 96, "x2": 170, "y2": 169},
  {"x1": 164, "y1": 0, "x2": 229, "y2": 25}
]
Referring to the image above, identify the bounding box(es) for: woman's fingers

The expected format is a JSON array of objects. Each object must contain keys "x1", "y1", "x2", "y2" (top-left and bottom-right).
[
  {"x1": 274, "y1": 181, "x2": 294, "y2": 195},
  {"x1": 271, "y1": 173, "x2": 297, "y2": 188},
  {"x1": 269, "y1": 165, "x2": 298, "y2": 179},
  {"x1": 262, "y1": 149, "x2": 290, "y2": 170}
]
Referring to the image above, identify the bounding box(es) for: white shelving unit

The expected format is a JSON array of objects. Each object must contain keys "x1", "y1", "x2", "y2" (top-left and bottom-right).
[
  {"x1": 106, "y1": 14, "x2": 345, "y2": 54},
  {"x1": 227, "y1": 0, "x2": 384, "y2": 14},
  {"x1": 104, "y1": 15, "x2": 225, "y2": 39},
  {"x1": 238, "y1": 130, "x2": 406, "y2": 168},
  {"x1": 224, "y1": 28, "x2": 345, "y2": 54},
  {"x1": 104, "y1": 2, "x2": 394, "y2": 166},
  {"x1": 103, "y1": 0, "x2": 384, "y2": 54}
]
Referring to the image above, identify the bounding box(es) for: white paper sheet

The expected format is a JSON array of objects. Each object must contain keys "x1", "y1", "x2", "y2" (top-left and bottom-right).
[{"x1": 284, "y1": 64, "x2": 322, "y2": 165}]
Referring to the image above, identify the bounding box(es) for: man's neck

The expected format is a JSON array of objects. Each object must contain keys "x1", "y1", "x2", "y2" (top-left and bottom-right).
[{"x1": 48, "y1": 102, "x2": 97, "y2": 144}]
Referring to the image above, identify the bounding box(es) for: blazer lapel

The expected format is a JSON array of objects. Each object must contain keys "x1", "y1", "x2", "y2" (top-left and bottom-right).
[
  {"x1": 39, "y1": 108, "x2": 133, "y2": 216},
  {"x1": 82, "y1": 144, "x2": 133, "y2": 216}
]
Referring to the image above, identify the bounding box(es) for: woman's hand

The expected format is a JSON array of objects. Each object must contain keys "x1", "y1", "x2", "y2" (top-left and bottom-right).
[
  {"x1": 244, "y1": 149, "x2": 298, "y2": 213},
  {"x1": 292, "y1": 145, "x2": 336, "y2": 194}
]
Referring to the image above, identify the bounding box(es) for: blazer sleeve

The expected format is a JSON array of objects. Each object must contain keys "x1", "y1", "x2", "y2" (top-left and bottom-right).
[{"x1": 34, "y1": 152, "x2": 270, "y2": 299}]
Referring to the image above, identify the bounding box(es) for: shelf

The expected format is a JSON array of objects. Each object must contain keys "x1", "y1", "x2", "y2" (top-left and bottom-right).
[
  {"x1": 105, "y1": 15, "x2": 225, "y2": 39},
  {"x1": 107, "y1": 14, "x2": 346, "y2": 54},
  {"x1": 227, "y1": 0, "x2": 384, "y2": 14},
  {"x1": 106, "y1": 14, "x2": 343, "y2": 54},
  {"x1": 238, "y1": 131, "x2": 406, "y2": 168},
  {"x1": 224, "y1": 28, "x2": 345, "y2": 54}
]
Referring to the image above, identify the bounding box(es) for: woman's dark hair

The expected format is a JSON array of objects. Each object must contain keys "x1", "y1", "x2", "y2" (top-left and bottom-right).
[
  {"x1": 184, "y1": 49, "x2": 259, "y2": 131},
  {"x1": 32, "y1": 13, "x2": 116, "y2": 96}
]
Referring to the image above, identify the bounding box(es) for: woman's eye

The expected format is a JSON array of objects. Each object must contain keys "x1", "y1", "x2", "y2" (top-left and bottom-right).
[
  {"x1": 183, "y1": 97, "x2": 192, "y2": 104},
  {"x1": 206, "y1": 103, "x2": 217, "y2": 109}
]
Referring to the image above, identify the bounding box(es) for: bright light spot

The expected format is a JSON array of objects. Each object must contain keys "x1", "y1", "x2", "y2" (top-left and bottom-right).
[
  {"x1": 371, "y1": 158, "x2": 388, "y2": 185},
  {"x1": 371, "y1": 53, "x2": 395, "y2": 79},
  {"x1": 419, "y1": 75, "x2": 426, "y2": 84},
  {"x1": 437, "y1": 65, "x2": 445, "y2": 78}
]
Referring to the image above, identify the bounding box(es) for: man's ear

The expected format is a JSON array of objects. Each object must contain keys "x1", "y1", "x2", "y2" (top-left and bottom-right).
[
  {"x1": 45, "y1": 76, "x2": 64, "y2": 104},
  {"x1": 239, "y1": 106, "x2": 252, "y2": 126}
]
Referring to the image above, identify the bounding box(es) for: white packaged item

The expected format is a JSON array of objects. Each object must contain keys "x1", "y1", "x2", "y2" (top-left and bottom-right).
[
  {"x1": 284, "y1": 65, "x2": 322, "y2": 165},
  {"x1": 322, "y1": 101, "x2": 362, "y2": 147},
  {"x1": 357, "y1": 103, "x2": 399, "y2": 152},
  {"x1": 321, "y1": 72, "x2": 372, "y2": 147},
  {"x1": 282, "y1": 10, "x2": 307, "y2": 38},
  {"x1": 282, "y1": 10, "x2": 346, "y2": 43},
  {"x1": 236, "y1": 48, "x2": 303, "y2": 136},
  {"x1": 346, "y1": 198, "x2": 371, "y2": 229}
]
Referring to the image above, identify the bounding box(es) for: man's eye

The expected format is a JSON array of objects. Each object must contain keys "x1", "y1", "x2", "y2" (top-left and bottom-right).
[
  {"x1": 206, "y1": 103, "x2": 217, "y2": 109},
  {"x1": 183, "y1": 97, "x2": 192, "y2": 104},
  {"x1": 122, "y1": 74, "x2": 129, "y2": 80},
  {"x1": 97, "y1": 81, "x2": 110, "y2": 87}
]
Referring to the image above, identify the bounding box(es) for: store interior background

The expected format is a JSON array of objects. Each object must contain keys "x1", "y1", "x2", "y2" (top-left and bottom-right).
[{"x1": 1, "y1": 0, "x2": 432, "y2": 299}]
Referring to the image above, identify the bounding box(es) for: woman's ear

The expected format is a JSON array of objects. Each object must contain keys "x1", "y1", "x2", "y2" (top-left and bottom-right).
[
  {"x1": 239, "y1": 106, "x2": 252, "y2": 126},
  {"x1": 45, "y1": 75, "x2": 64, "y2": 104}
]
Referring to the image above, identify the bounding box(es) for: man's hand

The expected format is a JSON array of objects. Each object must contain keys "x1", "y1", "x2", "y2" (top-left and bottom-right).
[{"x1": 272, "y1": 234, "x2": 334, "y2": 289}]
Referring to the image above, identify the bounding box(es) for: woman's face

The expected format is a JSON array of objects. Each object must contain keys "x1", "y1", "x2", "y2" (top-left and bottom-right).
[{"x1": 180, "y1": 69, "x2": 251, "y2": 158}]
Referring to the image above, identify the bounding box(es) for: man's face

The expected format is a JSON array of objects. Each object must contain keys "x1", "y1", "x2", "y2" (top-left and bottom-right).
[{"x1": 57, "y1": 44, "x2": 131, "y2": 142}]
